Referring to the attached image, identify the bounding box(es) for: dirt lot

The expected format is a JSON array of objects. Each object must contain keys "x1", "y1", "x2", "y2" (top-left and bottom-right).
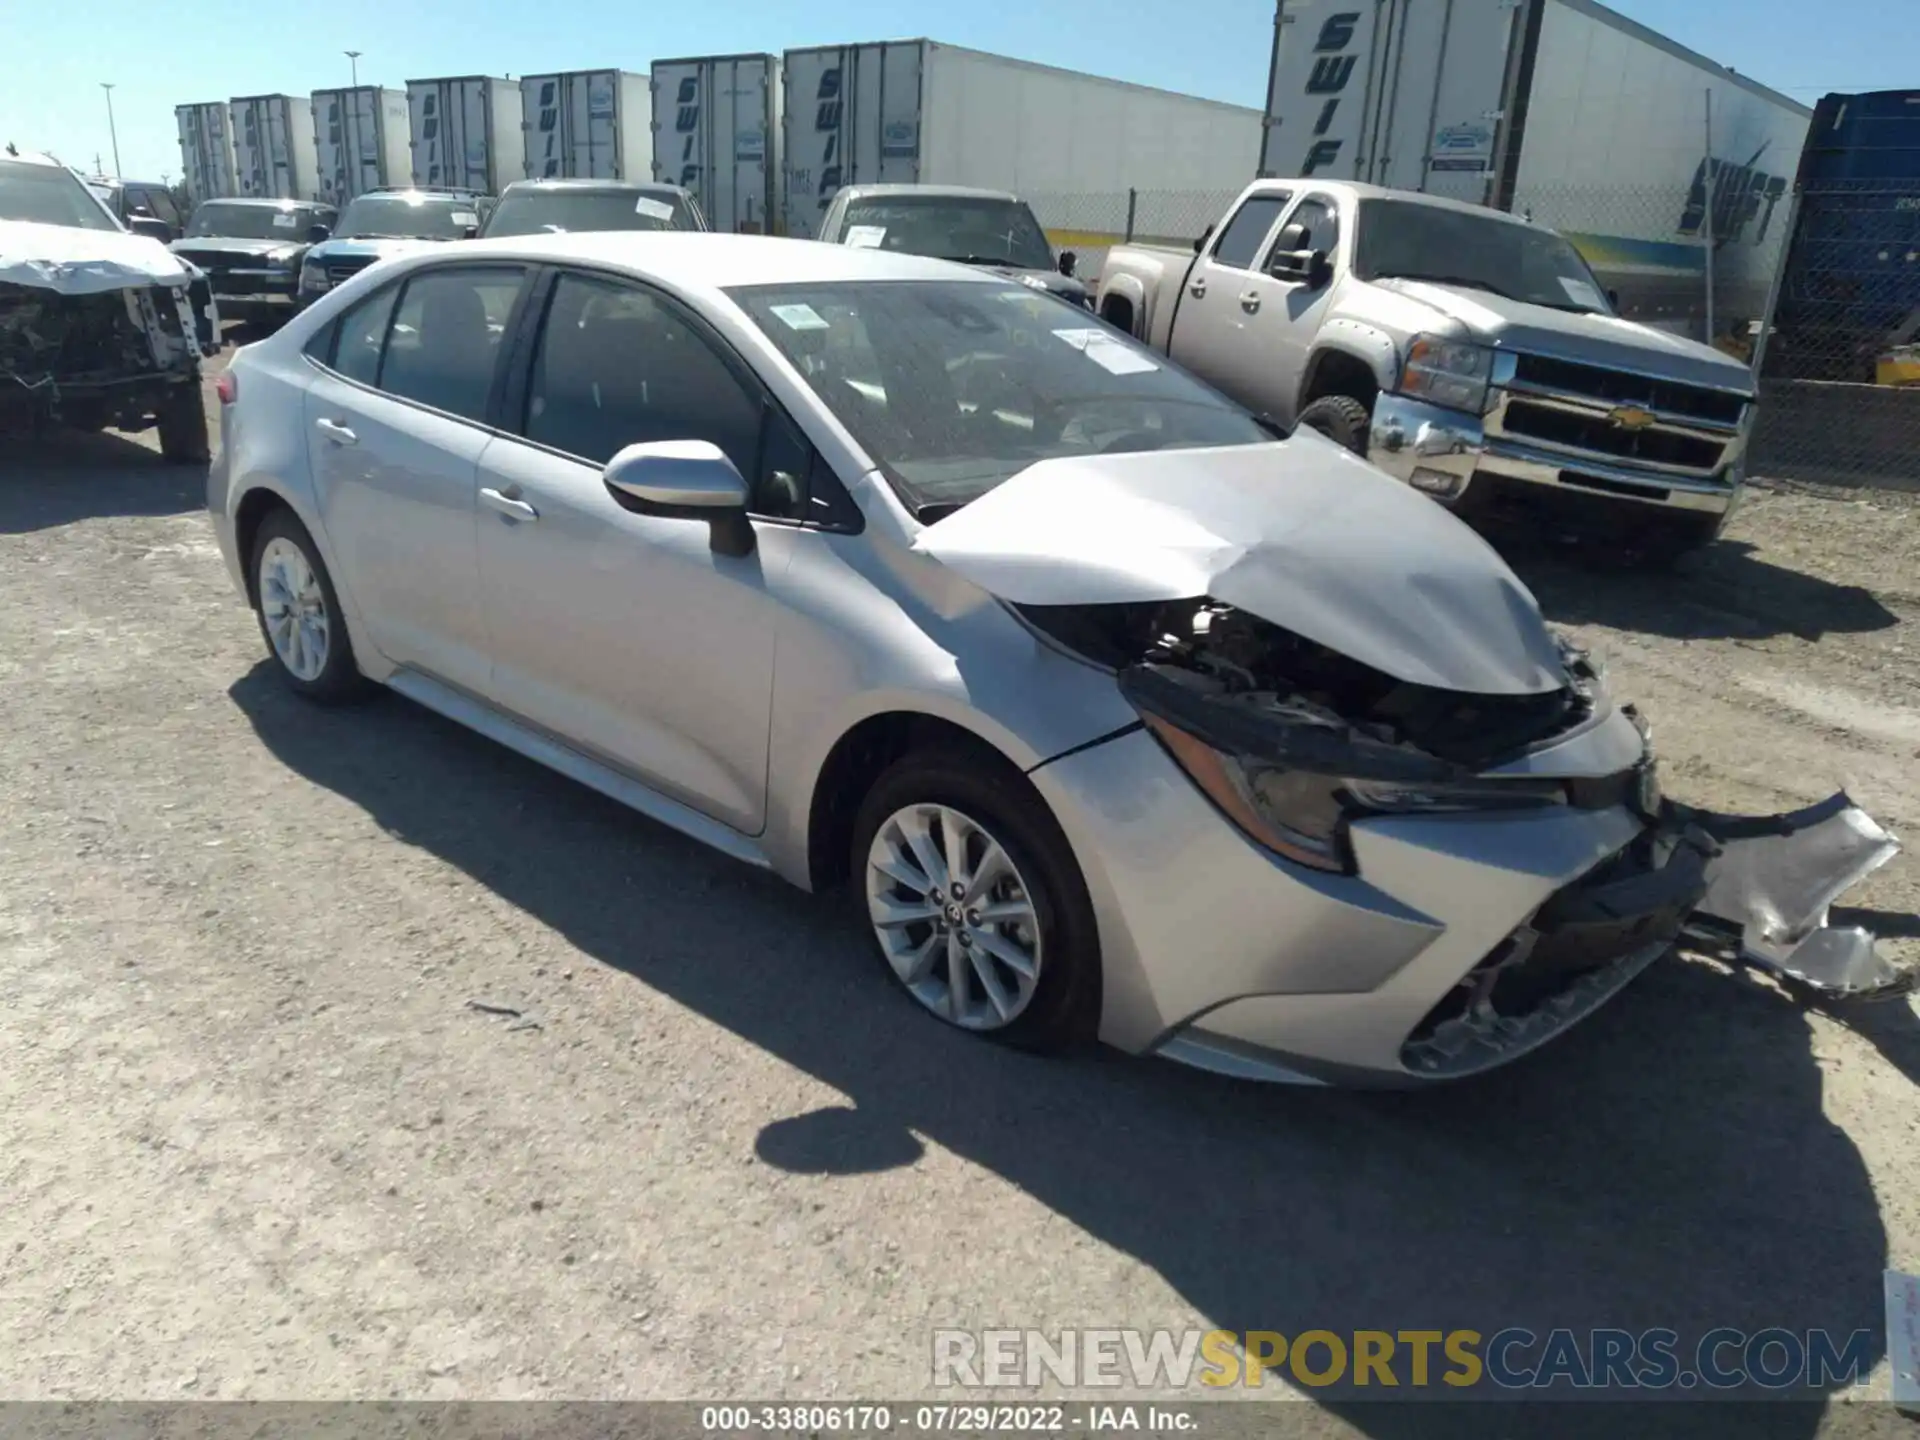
[{"x1": 1, "y1": 362, "x2": 1916, "y2": 1432}]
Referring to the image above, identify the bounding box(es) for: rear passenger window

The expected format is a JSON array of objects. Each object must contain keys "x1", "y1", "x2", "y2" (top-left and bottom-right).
[
  {"x1": 329, "y1": 285, "x2": 400, "y2": 386},
  {"x1": 378, "y1": 268, "x2": 525, "y2": 422},
  {"x1": 1209, "y1": 194, "x2": 1290, "y2": 270}
]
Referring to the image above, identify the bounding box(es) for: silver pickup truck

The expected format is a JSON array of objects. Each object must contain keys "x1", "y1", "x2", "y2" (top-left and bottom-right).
[{"x1": 1095, "y1": 180, "x2": 1759, "y2": 563}]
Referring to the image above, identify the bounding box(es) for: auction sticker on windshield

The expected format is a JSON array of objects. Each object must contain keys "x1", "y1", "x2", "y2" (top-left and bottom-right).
[
  {"x1": 845, "y1": 225, "x2": 887, "y2": 249},
  {"x1": 634, "y1": 196, "x2": 675, "y2": 220},
  {"x1": 272, "y1": 212, "x2": 298, "y2": 229},
  {"x1": 1053, "y1": 327, "x2": 1158, "y2": 376},
  {"x1": 1560, "y1": 276, "x2": 1606, "y2": 310},
  {"x1": 769, "y1": 303, "x2": 830, "y2": 331},
  {"x1": 452, "y1": 212, "x2": 479, "y2": 227}
]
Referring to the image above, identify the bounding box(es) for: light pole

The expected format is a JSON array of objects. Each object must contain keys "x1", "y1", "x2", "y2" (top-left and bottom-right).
[
  {"x1": 345, "y1": 51, "x2": 362, "y2": 87},
  {"x1": 100, "y1": 82, "x2": 122, "y2": 177}
]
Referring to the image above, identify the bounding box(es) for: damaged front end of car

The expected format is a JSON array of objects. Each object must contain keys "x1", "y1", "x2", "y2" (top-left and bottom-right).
[{"x1": 0, "y1": 277, "x2": 209, "y2": 436}]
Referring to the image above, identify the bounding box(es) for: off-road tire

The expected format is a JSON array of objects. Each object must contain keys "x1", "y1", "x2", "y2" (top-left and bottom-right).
[
  {"x1": 156, "y1": 382, "x2": 211, "y2": 465},
  {"x1": 1296, "y1": 394, "x2": 1373, "y2": 456}
]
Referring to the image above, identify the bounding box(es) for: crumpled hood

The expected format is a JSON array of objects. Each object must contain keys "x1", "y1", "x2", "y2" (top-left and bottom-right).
[
  {"x1": 0, "y1": 219, "x2": 194, "y2": 295},
  {"x1": 171, "y1": 236, "x2": 305, "y2": 262},
  {"x1": 911, "y1": 435, "x2": 1568, "y2": 695},
  {"x1": 1375, "y1": 278, "x2": 1754, "y2": 393}
]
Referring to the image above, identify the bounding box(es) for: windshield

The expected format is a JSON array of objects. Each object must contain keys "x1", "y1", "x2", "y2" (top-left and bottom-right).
[
  {"x1": 334, "y1": 194, "x2": 479, "y2": 241},
  {"x1": 838, "y1": 197, "x2": 1055, "y2": 271},
  {"x1": 1353, "y1": 199, "x2": 1613, "y2": 314},
  {"x1": 730, "y1": 279, "x2": 1268, "y2": 512},
  {"x1": 483, "y1": 188, "x2": 696, "y2": 237},
  {"x1": 0, "y1": 160, "x2": 119, "y2": 232},
  {"x1": 187, "y1": 202, "x2": 318, "y2": 239}
]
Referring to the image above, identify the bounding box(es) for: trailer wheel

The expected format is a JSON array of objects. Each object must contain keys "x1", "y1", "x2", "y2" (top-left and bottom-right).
[
  {"x1": 1296, "y1": 394, "x2": 1373, "y2": 456},
  {"x1": 157, "y1": 383, "x2": 211, "y2": 465}
]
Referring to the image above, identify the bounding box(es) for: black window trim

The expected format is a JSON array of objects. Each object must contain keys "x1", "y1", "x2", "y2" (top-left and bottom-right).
[
  {"x1": 297, "y1": 261, "x2": 538, "y2": 435},
  {"x1": 495, "y1": 262, "x2": 863, "y2": 534},
  {"x1": 1206, "y1": 189, "x2": 1293, "y2": 271}
]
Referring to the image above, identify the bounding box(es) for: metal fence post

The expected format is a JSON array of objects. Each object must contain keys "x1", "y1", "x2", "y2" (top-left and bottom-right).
[
  {"x1": 1125, "y1": 188, "x2": 1137, "y2": 243},
  {"x1": 1748, "y1": 184, "x2": 1801, "y2": 381}
]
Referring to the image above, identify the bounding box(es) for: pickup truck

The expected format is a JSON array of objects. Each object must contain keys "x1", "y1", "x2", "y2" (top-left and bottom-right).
[
  {"x1": 1094, "y1": 180, "x2": 1760, "y2": 562},
  {"x1": 816, "y1": 184, "x2": 1091, "y2": 309}
]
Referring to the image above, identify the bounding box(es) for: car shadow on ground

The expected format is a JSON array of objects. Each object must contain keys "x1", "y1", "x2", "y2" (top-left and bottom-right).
[
  {"x1": 229, "y1": 669, "x2": 1899, "y2": 1437},
  {"x1": 1494, "y1": 537, "x2": 1899, "y2": 643},
  {"x1": 0, "y1": 430, "x2": 205, "y2": 534}
]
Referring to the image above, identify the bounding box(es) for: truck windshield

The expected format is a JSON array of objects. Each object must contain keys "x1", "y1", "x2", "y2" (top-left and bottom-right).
[
  {"x1": 187, "y1": 202, "x2": 316, "y2": 239},
  {"x1": 837, "y1": 197, "x2": 1056, "y2": 272},
  {"x1": 0, "y1": 160, "x2": 119, "y2": 232},
  {"x1": 730, "y1": 279, "x2": 1267, "y2": 512},
  {"x1": 483, "y1": 189, "x2": 696, "y2": 237},
  {"x1": 334, "y1": 195, "x2": 478, "y2": 241},
  {"x1": 1353, "y1": 199, "x2": 1613, "y2": 315}
]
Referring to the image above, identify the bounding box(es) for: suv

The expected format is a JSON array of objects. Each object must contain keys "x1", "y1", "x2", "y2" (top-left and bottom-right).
[
  {"x1": 86, "y1": 176, "x2": 184, "y2": 242},
  {"x1": 172, "y1": 198, "x2": 338, "y2": 326},
  {"x1": 815, "y1": 185, "x2": 1089, "y2": 308},
  {"x1": 297, "y1": 186, "x2": 491, "y2": 307},
  {"x1": 478, "y1": 179, "x2": 707, "y2": 237},
  {"x1": 1, "y1": 150, "x2": 216, "y2": 460}
]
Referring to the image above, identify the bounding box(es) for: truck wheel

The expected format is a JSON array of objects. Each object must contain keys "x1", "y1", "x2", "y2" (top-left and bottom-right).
[
  {"x1": 1296, "y1": 395, "x2": 1373, "y2": 455},
  {"x1": 156, "y1": 383, "x2": 211, "y2": 465}
]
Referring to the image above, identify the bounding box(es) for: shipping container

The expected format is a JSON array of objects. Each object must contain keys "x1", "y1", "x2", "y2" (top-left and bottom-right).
[
  {"x1": 311, "y1": 87, "x2": 414, "y2": 204},
  {"x1": 176, "y1": 102, "x2": 240, "y2": 204},
  {"x1": 651, "y1": 54, "x2": 781, "y2": 233},
  {"x1": 779, "y1": 40, "x2": 1262, "y2": 239},
  {"x1": 520, "y1": 70, "x2": 654, "y2": 181},
  {"x1": 1257, "y1": 0, "x2": 1809, "y2": 332},
  {"x1": 229, "y1": 94, "x2": 320, "y2": 201},
  {"x1": 1769, "y1": 90, "x2": 1920, "y2": 381},
  {"x1": 407, "y1": 75, "x2": 526, "y2": 194}
]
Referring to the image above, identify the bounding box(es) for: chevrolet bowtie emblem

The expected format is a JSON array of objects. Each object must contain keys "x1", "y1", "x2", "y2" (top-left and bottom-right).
[{"x1": 1608, "y1": 405, "x2": 1657, "y2": 431}]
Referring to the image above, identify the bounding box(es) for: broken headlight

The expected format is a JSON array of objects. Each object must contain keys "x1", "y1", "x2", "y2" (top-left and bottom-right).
[
  {"x1": 1344, "y1": 777, "x2": 1567, "y2": 813},
  {"x1": 1398, "y1": 334, "x2": 1493, "y2": 414}
]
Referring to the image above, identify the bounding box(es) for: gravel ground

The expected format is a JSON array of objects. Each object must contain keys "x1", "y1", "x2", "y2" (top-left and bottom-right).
[{"x1": 0, "y1": 361, "x2": 1916, "y2": 1434}]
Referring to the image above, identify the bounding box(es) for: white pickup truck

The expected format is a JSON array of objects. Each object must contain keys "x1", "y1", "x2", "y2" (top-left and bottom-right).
[{"x1": 1094, "y1": 180, "x2": 1760, "y2": 563}]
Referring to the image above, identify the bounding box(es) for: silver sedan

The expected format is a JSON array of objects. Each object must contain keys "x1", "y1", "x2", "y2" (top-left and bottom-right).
[{"x1": 207, "y1": 233, "x2": 1906, "y2": 1085}]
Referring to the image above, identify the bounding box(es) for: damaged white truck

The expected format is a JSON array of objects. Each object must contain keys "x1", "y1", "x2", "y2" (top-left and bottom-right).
[{"x1": 1, "y1": 149, "x2": 217, "y2": 461}]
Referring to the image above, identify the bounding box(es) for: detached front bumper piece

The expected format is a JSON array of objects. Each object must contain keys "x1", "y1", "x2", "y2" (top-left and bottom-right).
[{"x1": 1681, "y1": 793, "x2": 1910, "y2": 999}]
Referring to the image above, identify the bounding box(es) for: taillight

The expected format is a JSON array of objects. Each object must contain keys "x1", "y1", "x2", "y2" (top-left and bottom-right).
[{"x1": 214, "y1": 372, "x2": 237, "y2": 405}]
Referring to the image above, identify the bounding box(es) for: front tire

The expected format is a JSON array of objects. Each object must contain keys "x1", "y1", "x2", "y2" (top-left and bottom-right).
[
  {"x1": 156, "y1": 382, "x2": 211, "y2": 464},
  {"x1": 851, "y1": 747, "x2": 1101, "y2": 1053},
  {"x1": 1296, "y1": 394, "x2": 1373, "y2": 456},
  {"x1": 250, "y1": 508, "x2": 371, "y2": 704}
]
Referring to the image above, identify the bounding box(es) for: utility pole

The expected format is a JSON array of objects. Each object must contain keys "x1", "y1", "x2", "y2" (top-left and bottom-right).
[
  {"x1": 345, "y1": 51, "x2": 362, "y2": 87},
  {"x1": 101, "y1": 83, "x2": 122, "y2": 177}
]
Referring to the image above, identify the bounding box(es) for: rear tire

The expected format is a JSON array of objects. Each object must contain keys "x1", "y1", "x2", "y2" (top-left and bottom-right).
[
  {"x1": 850, "y1": 746, "x2": 1101, "y2": 1053},
  {"x1": 250, "y1": 508, "x2": 373, "y2": 705},
  {"x1": 156, "y1": 382, "x2": 210, "y2": 465},
  {"x1": 1296, "y1": 394, "x2": 1373, "y2": 456}
]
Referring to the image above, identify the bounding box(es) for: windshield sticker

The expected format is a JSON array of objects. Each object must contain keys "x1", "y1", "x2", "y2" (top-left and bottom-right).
[
  {"x1": 1560, "y1": 276, "x2": 1605, "y2": 309},
  {"x1": 452, "y1": 211, "x2": 479, "y2": 227},
  {"x1": 1052, "y1": 327, "x2": 1158, "y2": 375},
  {"x1": 770, "y1": 303, "x2": 830, "y2": 332},
  {"x1": 634, "y1": 196, "x2": 675, "y2": 220},
  {"x1": 271, "y1": 212, "x2": 298, "y2": 229},
  {"x1": 844, "y1": 225, "x2": 887, "y2": 249}
]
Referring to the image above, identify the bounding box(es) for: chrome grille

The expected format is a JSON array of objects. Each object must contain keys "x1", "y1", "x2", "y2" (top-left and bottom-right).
[
  {"x1": 1511, "y1": 353, "x2": 1748, "y2": 427},
  {"x1": 323, "y1": 256, "x2": 377, "y2": 284},
  {"x1": 1490, "y1": 354, "x2": 1751, "y2": 479}
]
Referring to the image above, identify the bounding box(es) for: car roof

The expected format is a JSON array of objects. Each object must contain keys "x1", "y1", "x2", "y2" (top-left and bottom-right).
[
  {"x1": 3, "y1": 150, "x2": 66, "y2": 168},
  {"x1": 836, "y1": 183, "x2": 1020, "y2": 203},
  {"x1": 501, "y1": 178, "x2": 689, "y2": 195},
  {"x1": 345, "y1": 189, "x2": 480, "y2": 203},
  {"x1": 1250, "y1": 178, "x2": 1541, "y2": 227},
  {"x1": 196, "y1": 196, "x2": 328, "y2": 209},
  {"x1": 445, "y1": 230, "x2": 1002, "y2": 287}
]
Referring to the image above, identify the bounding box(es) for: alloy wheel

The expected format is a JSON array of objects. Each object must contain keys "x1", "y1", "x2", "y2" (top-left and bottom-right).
[{"x1": 258, "y1": 536, "x2": 331, "y2": 682}]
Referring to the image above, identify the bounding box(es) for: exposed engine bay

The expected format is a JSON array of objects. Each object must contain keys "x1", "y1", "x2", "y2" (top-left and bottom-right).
[
  {"x1": 1021, "y1": 595, "x2": 1912, "y2": 1069},
  {"x1": 0, "y1": 278, "x2": 208, "y2": 434}
]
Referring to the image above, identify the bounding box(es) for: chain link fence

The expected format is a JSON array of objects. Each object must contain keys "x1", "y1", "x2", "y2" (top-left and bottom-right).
[{"x1": 1025, "y1": 177, "x2": 1917, "y2": 491}]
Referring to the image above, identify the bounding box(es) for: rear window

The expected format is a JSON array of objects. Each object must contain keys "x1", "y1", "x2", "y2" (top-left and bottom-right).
[{"x1": 482, "y1": 188, "x2": 699, "y2": 237}]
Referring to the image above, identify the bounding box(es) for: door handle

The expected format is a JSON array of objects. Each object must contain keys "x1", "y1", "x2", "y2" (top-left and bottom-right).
[
  {"x1": 1239, "y1": 290, "x2": 1263, "y2": 313},
  {"x1": 1188, "y1": 277, "x2": 1208, "y2": 299},
  {"x1": 314, "y1": 417, "x2": 357, "y2": 445},
  {"x1": 480, "y1": 486, "x2": 539, "y2": 522}
]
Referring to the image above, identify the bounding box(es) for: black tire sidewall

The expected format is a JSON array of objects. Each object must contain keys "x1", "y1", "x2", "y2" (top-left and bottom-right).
[
  {"x1": 250, "y1": 510, "x2": 365, "y2": 702},
  {"x1": 157, "y1": 384, "x2": 210, "y2": 464},
  {"x1": 850, "y1": 749, "x2": 1101, "y2": 1053},
  {"x1": 1298, "y1": 395, "x2": 1372, "y2": 455}
]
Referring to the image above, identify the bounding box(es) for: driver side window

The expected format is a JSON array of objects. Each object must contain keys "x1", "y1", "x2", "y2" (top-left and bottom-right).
[{"x1": 1266, "y1": 198, "x2": 1339, "y2": 272}]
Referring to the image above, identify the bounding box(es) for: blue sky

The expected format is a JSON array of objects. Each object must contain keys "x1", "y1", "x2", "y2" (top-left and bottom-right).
[{"x1": 6, "y1": 0, "x2": 1914, "y2": 184}]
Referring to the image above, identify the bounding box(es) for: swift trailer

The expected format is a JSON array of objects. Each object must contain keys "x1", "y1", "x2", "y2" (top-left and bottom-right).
[
  {"x1": 230, "y1": 94, "x2": 319, "y2": 201},
  {"x1": 408, "y1": 75, "x2": 525, "y2": 194},
  {"x1": 780, "y1": 40, "x2": 1262, "y2": 240},
  {"x1": 1257, "y1": 0, "x2": 1810, "y2": 336},
  {"x1": 176, "y1": 102, "x2": 240, "y2": 204},
  {"x1": 521, "y1": 70, "x2": 653, "y2": 181},
  {"x1": 651, "y1": 53, "x2": 781, "y2": 233},
  {"x1": 311, "y1": 87, "x2": 413, "y2": 206}
]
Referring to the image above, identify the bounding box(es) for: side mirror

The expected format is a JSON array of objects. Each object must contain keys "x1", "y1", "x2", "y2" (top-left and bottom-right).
[
  {"x1": 128, "y1": 216, "x2": 172, "y2": 242},
  {"x1": 307, "y1": 223, "x2": 332, "y2": 243},
  {"x1": 1057, "y1": 250, "x2": 1077, "y2": 277},
  {"x1": 603, "y1": 439, "x2": 755, "y2": 558},
  {"x1": 1270, "y1": 245, "x2": 1332, "y2": 288}
]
